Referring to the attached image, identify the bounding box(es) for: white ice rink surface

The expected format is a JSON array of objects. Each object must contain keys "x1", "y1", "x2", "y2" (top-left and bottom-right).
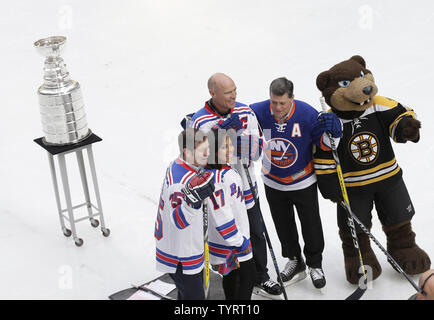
[{"x1": 1, "y1": 0, "x2": 433, "y2": 299}]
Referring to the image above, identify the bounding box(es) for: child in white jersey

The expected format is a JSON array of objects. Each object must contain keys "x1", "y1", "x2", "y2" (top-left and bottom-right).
[{"x1": 206, "y1": 129, "x2": 256, "y2": 300}]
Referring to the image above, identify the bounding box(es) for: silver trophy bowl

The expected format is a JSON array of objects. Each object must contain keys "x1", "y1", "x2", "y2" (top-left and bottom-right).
[{"x1": 35, "y1": 36, "x2": 91, "y2": 146}]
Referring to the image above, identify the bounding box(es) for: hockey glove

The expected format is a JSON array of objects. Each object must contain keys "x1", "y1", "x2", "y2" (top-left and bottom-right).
[
  {"x1": 236, "y1": 135, "x2": 263, "y2": 161},
  {"x1": 318, "y1": 112, "x2": 342, "y2": 138},
  {"x1": 180, "y1": 113, "x2": 195, "y2": 129},
  {"x1": 181, "y1": 171, "x2": 215, "y2": 209},
  {"x1": 212, "y1": 114, "x2": 242, "y2": 131}
]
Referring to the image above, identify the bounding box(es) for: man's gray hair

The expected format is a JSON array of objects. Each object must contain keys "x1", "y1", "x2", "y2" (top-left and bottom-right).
[{"x1": 270, "y1": 77, "x2": 294, "y2": 97}]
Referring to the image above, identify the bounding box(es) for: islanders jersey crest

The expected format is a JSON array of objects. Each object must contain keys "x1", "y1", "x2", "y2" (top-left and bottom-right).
[{"x1": 265, "y1": 138, "x2": 298, "y2": 168}]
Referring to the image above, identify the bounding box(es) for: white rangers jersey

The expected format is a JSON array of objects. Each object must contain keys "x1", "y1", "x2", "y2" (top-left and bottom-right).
[
  {"x1": 189, "y1": 101, "x2": 262, "y2": 209},
  {"x1": 154, "y1": 157, "x2": 205, "y2": 275},
  {"x1": 206, "y1": 166, "x2": 253, "y2": 265}
]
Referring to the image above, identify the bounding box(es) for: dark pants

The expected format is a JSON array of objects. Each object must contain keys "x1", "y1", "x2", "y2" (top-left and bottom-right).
[
  {"x1": 264, "y1": 183, "x2": 324, "y2": 268},
  {"x1": 222, "y1": 259, "x2": 256, "y2": 300},
  {"x1": 247, "y1": 200, "x2": 270, "y2": 284},
  {"x1": 169, "y1": 262, "x2": 204, "y2": 300},
  {"x1": 337, "y1": 177, "x2": 415, "y2": 233}
]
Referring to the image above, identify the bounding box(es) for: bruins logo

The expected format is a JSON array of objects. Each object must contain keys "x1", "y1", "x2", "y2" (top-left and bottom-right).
[{"x1": 348, "y1": 132, "x2": 379, "y2": 165}]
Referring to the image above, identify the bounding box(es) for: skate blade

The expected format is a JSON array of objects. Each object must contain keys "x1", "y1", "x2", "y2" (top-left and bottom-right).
[
  {"x1": 252, "y1": 287, "x2": 284, "y2": 300},
  {"x1": 283, "y1": 270, "x2": 307, "y2": 287}
]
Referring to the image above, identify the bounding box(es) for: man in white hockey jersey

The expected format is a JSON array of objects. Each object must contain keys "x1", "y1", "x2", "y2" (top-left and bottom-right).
[
  {"x1": 185, "y1": 73, "x2": 283, "y2": 297},
  {"x1": 154, "y1": 128, "x2": 215, "y2": 300}
]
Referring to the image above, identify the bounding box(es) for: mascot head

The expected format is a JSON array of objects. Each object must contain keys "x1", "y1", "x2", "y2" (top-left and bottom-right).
[{"x1": 316, "y1": 55, "x2": 378, "y2": 119}]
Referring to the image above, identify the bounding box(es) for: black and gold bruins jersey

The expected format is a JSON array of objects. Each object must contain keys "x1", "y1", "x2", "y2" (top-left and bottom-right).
[{"x1": 313, "y1": 96, "x2": 417, "y2": 199}]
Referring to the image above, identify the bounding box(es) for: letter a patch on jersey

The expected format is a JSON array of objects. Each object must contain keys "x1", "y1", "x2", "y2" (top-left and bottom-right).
[{"x1": 291, "y1": 123, "x2": 302, "y2": 138}]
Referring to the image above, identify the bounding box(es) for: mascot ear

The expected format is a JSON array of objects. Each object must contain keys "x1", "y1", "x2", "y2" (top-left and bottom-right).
[
  {"x1": 350, "y1": 55, "x2": 366, "y2": 68},
  {"x1": 316, "y1": 71, "x2": 330, "y2": 92}
]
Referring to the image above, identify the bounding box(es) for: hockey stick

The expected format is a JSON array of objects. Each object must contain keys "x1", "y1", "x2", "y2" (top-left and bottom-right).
[
  {"x1": 319, "y1": 97, "x2": 368, "y2": 300},
  {"x1": 198, "y1": 168, "x2": 210, "y2": 300},
  {"x1": 242, "y1": 163, "x2": 288, "y2": 300},
  {"x1": 131, "y1": 284, "x2": 176, "y2": 300},
  {"x1": 339, "y1": 201, "x2": 421, "y2": 293},
  {"x1": 274, "y1": 142, "x2": 291, "y2": 160},
  {"x1": 203, "y1": 199, "x2": 210, "y2": 299}
]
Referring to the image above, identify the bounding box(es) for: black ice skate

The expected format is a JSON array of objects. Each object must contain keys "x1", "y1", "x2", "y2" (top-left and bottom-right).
[
  {"x1": 252, "y1": 279, "x2": 283, "y2": 300},
  {"x1": 309, "y1": 267, "x2": 326, "y2": 289},
  {"x1": 280, "y1": 257, "x2": 307, "y2": 287}
]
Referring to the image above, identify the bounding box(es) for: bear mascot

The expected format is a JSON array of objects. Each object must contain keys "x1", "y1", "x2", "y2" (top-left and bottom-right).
[{"x1": 314, "y1": 55, "x2": 431, "y2": 284}]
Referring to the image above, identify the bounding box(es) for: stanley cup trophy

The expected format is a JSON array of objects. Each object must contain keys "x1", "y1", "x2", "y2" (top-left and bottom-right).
[
  {"x1": 33, "y1": 36, "x2": 110, "y2": 247},
  {"x1": 35, "y1": 36, "x2": 91, "y2": 145}
]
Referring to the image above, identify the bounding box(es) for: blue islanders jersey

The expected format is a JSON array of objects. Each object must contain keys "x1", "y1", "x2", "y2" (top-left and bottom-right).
[
  {"x1": 154, "y1": 158, "x2": 205, "y2": 275},
  {"x1": 188, "y1": 101, "x2": 261, "y2": 209},
  {"x1": 250, "y1": 99, "x2": 332, "y2": 191}
]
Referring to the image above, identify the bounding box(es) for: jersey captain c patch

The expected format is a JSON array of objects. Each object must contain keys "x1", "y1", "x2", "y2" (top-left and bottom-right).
[{"x1": 348, "y1": 131, "x2": 379, "y2": 165}]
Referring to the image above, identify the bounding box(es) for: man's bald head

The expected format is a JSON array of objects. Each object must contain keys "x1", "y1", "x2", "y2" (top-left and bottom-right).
[
  {"x1": 418, "y1": 269, "x2": 434, "y2": 300},
  {"x1": 207, "y1": 73, "x2": 237, "y2": 114},
  {"x1": 208, "y1": 73, "x2": 234, "y2": 92}
]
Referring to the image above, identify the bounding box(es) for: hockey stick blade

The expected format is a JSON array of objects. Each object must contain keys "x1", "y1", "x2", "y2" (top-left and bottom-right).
[{"x1": 345, "y1": 285, "x2": 367, "y2": 300}]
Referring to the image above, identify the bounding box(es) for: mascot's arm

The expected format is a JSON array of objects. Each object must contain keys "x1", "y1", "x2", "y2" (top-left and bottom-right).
[
  {"x1": 374, "y1": 96, "x2": 421, "y2": 143},
  {"x1": 313, "y1": 146, "x2": 341, "y2": 203}
]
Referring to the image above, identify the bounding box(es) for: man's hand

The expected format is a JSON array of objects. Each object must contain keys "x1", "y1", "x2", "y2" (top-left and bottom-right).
[
  {"x1": 181, "y1": 171, "x2": 215, "y2": 209},
  {"x1": 318, "y1": 112, "x2": 342, "y2": 138},
  {"x1": 212, "y1": 114, "x2": 242, "y2": 131}
]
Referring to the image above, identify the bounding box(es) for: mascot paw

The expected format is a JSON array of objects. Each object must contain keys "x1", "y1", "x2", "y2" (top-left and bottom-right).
[
  {"x1": 343, "y1": 250, "x2": 382, "y2": 285},
  {"x1": 388, "y1": 245, "x2": 431, "y2": 275},
  {"x1": 384, "y1": 221, "x2": 431, "y2": 275},
  {"x1": 401, "y1": 118, "x2": 421, "y2": 142},
  {"x1": 340, "y1": 231, "x2": 382, "y2": 284}
]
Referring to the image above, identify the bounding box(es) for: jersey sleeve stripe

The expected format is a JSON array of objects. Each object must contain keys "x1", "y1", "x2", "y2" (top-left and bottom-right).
[
  {"x1": 313, "y1": 158, "x2": 335, "y2": 165},
  {"x1": 218, "y1": 169, "x2": 225, "y2": 183},
  {"x1": 167, "y1": 167, "x2": 173, "y2": 186},
  {"x1": 216, "y1": 219, "x2": 239, "y2": 239},
  {"x1": 320, "y1": 134, "x2": 332, "y2": 151},
  {"x1": 172, "y1": 206, "x2": 190, "y2": 229},
  {"x1": 388, "y1": 110, "x2": 416, "y2": 141}
]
